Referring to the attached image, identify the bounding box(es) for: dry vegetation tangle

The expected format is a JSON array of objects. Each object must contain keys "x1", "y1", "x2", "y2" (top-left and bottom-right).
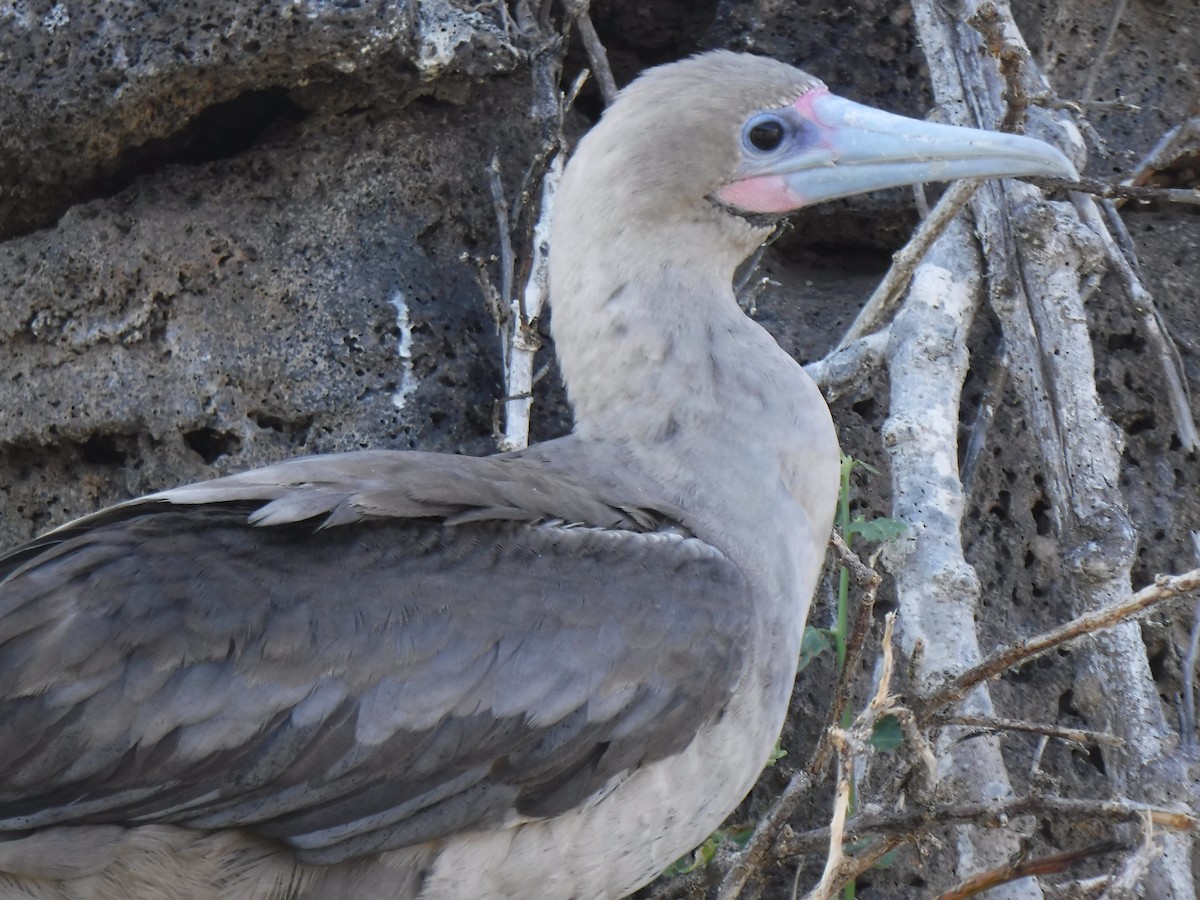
[{"x1": 2, "y1": 0, "x2": 1199, "y2": 897}]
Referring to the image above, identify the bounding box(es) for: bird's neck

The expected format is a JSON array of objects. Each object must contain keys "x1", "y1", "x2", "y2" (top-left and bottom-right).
[
  {"x1": 548, "y1": 217, "x2": 839, "y2": 528},
  {"x1": 549, "y1": 218, "x2": 804, "y2": 440}
]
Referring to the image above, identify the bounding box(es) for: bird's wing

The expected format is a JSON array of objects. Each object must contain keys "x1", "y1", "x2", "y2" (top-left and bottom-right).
[{"x1": 0, "y1": 448, "x2": 751, "y2": 865}]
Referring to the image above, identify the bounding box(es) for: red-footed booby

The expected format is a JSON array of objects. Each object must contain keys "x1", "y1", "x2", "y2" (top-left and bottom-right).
[{"x1": 0, "y1": 52, "x2": 1074, "y2": 899}]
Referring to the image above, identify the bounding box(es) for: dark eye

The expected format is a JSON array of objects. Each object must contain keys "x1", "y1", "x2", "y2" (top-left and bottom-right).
[{"x1": 744, "y1": 115, "x2": 786, "y2": 152}]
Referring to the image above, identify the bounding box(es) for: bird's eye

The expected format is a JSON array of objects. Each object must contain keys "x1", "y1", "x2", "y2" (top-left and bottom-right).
[{"x1": 744, "y1": 115, "x2": 787, "y2": 153}]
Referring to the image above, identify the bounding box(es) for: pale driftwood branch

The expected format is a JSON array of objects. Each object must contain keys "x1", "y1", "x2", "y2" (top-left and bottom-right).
[
  {"x1": 836, "y1": 178, "x2": 979, "y2": 350},
  {"x1": 805, "y1": 330, "x2": 888, "y2": 402},
  {"x1": 884, "y1": 5, "x2": 1036, "y2": 884},
  {"x1": 494, "y1": 21, "x2": 570, "y2": 451},
  {"x1": 964, "y1": 0, "x2": 1031, "y2": 133},
  {"x1": 945, "y1": 6, "x2": 1197, "y2": 892}
]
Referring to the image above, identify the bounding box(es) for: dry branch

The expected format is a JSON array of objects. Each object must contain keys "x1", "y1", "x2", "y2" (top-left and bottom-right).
[
  {"x1": 836, "y1": 178, "x2": 979, "y2": 350},
  {"x1": 920, "y1": 568, "x2": 1200, "y2": 718},
  {"x1": 776, "y1": 797, "x2": 1197, "y2": 859},
  {"x1": 936, "y1": 841, "x2": 1129, "y2": 900}
]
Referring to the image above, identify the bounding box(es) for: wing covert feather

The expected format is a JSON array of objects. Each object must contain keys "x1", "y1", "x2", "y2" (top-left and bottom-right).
[{"x1": 0, "y1": 496, "x2": 752, "y2": 864}]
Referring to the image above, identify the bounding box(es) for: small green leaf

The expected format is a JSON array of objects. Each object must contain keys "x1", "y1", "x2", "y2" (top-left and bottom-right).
[
  {"x1": 843, "y1": 837, "x2": 876, "y2": 855},
  {"x1": 868, "y1": 714, "x2": 903, "y2": 752},
  {"x1": 662, "y1": 826, "x2": 756, "y2": 877},
  {"x1": 846, "y1": 515, "x2": 907, "y2": 543},
  {"x1": 797, "y1": 626, "x2": 833, "y2": 673},
  {"x1": 727, "y1": 825, "x2": 756, "y2": 849},
  {"x1": 874, "y1": 848, "x2": 902, "y2": 869},
  {"x1": 766, "y1": 743, "x2": 788, "y2": 766}
]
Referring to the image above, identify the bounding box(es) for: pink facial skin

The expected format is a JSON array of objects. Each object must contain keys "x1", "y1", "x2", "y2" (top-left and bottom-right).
[{"x1": 716, "y1": 87, "x2": 831, "y2": 215}]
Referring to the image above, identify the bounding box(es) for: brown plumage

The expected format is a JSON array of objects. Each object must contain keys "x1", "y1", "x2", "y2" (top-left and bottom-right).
[{"x1": 0, "y1": 51, "x2": 1074, "y2": 899}]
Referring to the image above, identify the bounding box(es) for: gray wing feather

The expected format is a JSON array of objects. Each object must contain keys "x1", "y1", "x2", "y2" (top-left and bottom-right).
[{"x1": 0, "y1": 450, "x2": 751, "y2": 866}]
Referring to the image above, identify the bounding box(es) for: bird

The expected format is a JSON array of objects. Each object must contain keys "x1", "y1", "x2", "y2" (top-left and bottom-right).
[{"x1": 0, "y1": 51, "x2": 1075, "y2": 900}]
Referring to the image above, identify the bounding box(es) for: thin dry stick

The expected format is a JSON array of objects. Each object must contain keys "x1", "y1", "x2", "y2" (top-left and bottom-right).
[
  {"x1": 776, "y1": 797, "x2": 1197, "y2": 859},
  {"x1": 866, "y1": 612, "x2": 898, "y2": 714},
  {"x1": 561, "y1": 0, "x2": 617, "y2": 105},
  {"x1": 803, "y1": 728, "x2": 855, "y2": 900},
  {"x1": 716, "y1": 540, "x2": 882, "y2": 900},
  {"x1": 802, "y1": 833, "x2": 907, "y2": 900},
  {"x1": 1023, "y1": 174, "x2": 1200, "y2": 207},
  {"x1": 1074, "y1": 196, "x2": 1198, "y2": 450},
  {"x1": 716, "y1": 771, "x2": 817, "y2": 900},
  {"x1": 966, "y1": 0, "x2": 1030, "y2": 133},
  {"x1": 1029, "y1": 92, "x2": 1140, "y2": 113},
  {"x1": 804, "y1": 330, "x2": 889, "y2": 402},
  {"x1": 496, "y1": 24, "x2": 569, "y2": 451},
  {"x1": 807, "y1": 539, "x2": 883, "y2": 775},
  {"x1": 1184, "y1": 533, "x2": 1200, "y2": 749},
  {"x1": 1081, "y1": 0, "x2": 1128, "y2": 103},
  {"x1": 935, "y1": 841, "x2": 1128, "y2": 900},
  {"x1": 836, "y1": 178, "x2": 980, "y2": 350},
  {"x1": 934, "y1": 713, "x2": 1124, "y2": 747},
  {"x1": 919, "y1": 568, "x2": 1200, "y2": 718},
  {"x1": 1124, "y1": 112, "x2": 1200, "y2": 191},
  {"x1": 1098, "y1": 812, "x2": 1160, "y2": 900},
  {"x1": 487, "y1": 156, "x2": 516, "y2": 329}
]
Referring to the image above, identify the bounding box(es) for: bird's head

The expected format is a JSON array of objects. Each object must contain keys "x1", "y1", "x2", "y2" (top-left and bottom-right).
[{"x1": 557, "y1": 51, "x2": 1077, "y2": 262}]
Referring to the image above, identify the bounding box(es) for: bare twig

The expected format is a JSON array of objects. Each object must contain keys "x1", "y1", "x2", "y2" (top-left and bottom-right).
[
  {"x1": 1076, "y1": 196, "x2": 1199, "y2": 451},
  {"x1": 716, "y1": 771, "x2": 817, "y2": 900},
  {"x1": 966, "y1": 1, "x2": 1031, "y2": 132},
  {"x1": 462, "y1": 252, "x2": 507, "y2": 334},
  {"x1": 836, "y1": 178, "x2": 980, "y2": 350},
  {"x1": 1182, "y1": 533, "x2": 1200, "y2": 750},
  {"x1": 1029, "y1": 92, "x2": 1140, "y2": 113},
  {"x1": 489, "y1": 19, "x2": 569, "y2": 451},
  {"x1": 934, "y1": 713, "x2": 1124, "y2": 747},
  {"x1": 487, "y1": 156, "x2": 517, "y2": 319},
  {"x1": 804, "y1": 330, "x2": 889, "y2": 403},
  {"x1": 1081, "y1": 0, "x2": 1128, "y2": 103},
  {"x1": 804, "y1": 728, "x2": 855, "y2": 900},
  {"x1": 561, "y1": 0, "x2": 618, "y2": 106},
  {"x1": 936, "y1": 841, "x2": 1128, "y2": 900},
  {"x1": 716, "y1": 544, "x2": 884, "y2": 899},
  {"x1": 1125, "y1": 112, "x2": 1200, "y2": 190},
  {"x1": 1022, "y1": 174, "x2": 1200, "y2": 207},
  {"x1": 920, "y1": 568, "x2": 1200, "y2": 717},
  {"x1": 807, "y1": 543, "x2": 883, "y2": 776},
  {"x1": 1098, "y1": 812, "x2": 1160, "y2": 900},
  {"x1": 801, "y1": 832, "x2": 906, "y2": 900},
  {"x1": 776, "y1": 797, "x2": 1197, "y2": 859}
]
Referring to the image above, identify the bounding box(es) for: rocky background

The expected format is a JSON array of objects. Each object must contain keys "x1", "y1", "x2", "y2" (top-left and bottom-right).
[{"x1": 2, "y1": 0, "x2": 1197, "y2": 897}]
